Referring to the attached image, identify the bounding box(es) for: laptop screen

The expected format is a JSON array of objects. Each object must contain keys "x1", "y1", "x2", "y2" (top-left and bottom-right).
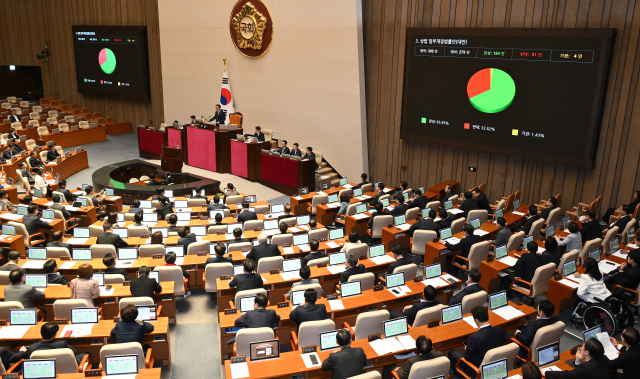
[
  {"x1": 177, "y1": 212, "x2": 191, "y2": 221},
  {"x1": 564, "y1": 216, "x2": 572, "y2": 229},
  {"x1": 209, "y1": 210, "x2": 224, "y2": 221},
  {"x1": 589, "y1": 248, "x2": 601, "y2": 262},
  {"x1": 386, "y1": 272, "x2": 404, "y2": 289},
  {"x1": 609, "y1": 239, "x2": 620, "y2": 254},
  {"x1": 296, "y1": 215, "x2": 310, "y2": 225},
  {"x1": 25, "y1": 274, "x2": 47, "y2": 288},
  {"x1": 171, "y1": 200, "x2": 186, "y2": 209},
  {"x1": 537, "y1": 342, "x2": 560, "y2": 367},
  {"x1": 327, "y1": 194, "x2": 339, "y2": 203},
  {"x1": 165, "y1": 245, "x2": 184, "y2": 257},
  {"x1": 495, "y1": 208, "x2": 504, "y2": 218},
  {"x1": 117, "y1": 213, "x2": 125, "y2": 222},
  {"x1": 148, "y1": 271, "x2": 160, "y2": 283},
  {"x1": 291, "y1": 290, "x2": 305, "y2": 306},
  {"x1": 33, "y1": 189, "x2": 43, "y2": 199},
  {"x1": 227, "y1": 223, "x2": 242, "y2": 234},
  {"x1": 339, "y1": 178, "x2": 348, "y2": 186},
  {"x1": 105, "y1": 355, "x2": 138, "y2": 376},
  {"x1": 329, "y1": 228, "x2": 344, "y2": 240},
  {"x1": 340, "y1": 281, "x2": 361, "y2": 298},
  {"x1": 23, "y1": 359, "x2": 56, "y2": 379},
  {"x1": 481, "y1": 359, "x2": 508, "y2": 379},
  {"x1": 271, "y1": 204, "x2": 284, "y2": 213},
  {"x1": 523, "y1": 236, "x2": 534, "y2": 250},
  {"x1": 444, "y1": 200, "x2": 453, "y2": 210},
  {"x1": 442, "y1": 304, "x2": 463, "y2": 324},
  {"x1": 545, "y1": 225, "x2": 555, "y2": 237},
  {"x1": 494, "y1": 245, "x2": 508, "y2": 259},
  {"x1": 563, "y1": 259, "x2": 577, "y2": 277},
  {"x1": 42, "y1": 210, "x2": 55, "y2": 220},
  {"x1": 403, "y1": 193, "x2": 409, "y2": 201},
  {"x1": 627, "y1": 228, "x2": 635, "y2": 242},
  {"x1": 191, "y1": 226, "x2": 207, "y2": 236},
  {"x1": 583, "y1": 325, "x2": 601, "y2": 342},
  {"x1": 77, "y1": 198, "x2": 88, "y2": 207},
  {"x1": 112, "y1": 228, "x2": 128, "y2": 239},
  {"x1": 239, "y1": 296, "x2": 256, "y2": 313},
  {"x1": 380, "y1": 198, "x2": 390, "y2": 207},
  {"x1": 72, "y1": 249, "x2": 92, "y2": 260},
  {"x1": 298, "y1": 187, "x2": 309, "y2": 195},
  {"x1": 233, "y1": 265, "x2": 244, "y2": 277},
  {"x1": 28, "y1": 248, "x2": 47, "y2": 260},
  {"x1": 243, "y1": 195, "x2": 256, "y2": 203},
  {"x1": 142, "y1": 213, "x2": 158, "y2": 222},
  {"x1": 470, "y1": 218, "x2": 481, "y2": 229},
  {"x1": 513, "y1": 199, "x2": 520, "y2": 211},
  {"x1": 424, "y1": 263, "x2": 441, "y2": 279},
  {"x1": 320, "y1": 330, "x2": 340, "y2": 351},
  {"x1": 264, "y1": 219, "x2": 278, "y2": 230},
  {"x1": 282, "y1": 258, "x2": 301, "y2": 273},
  {"x1": 369, "y1": 245, "x2": 385, "y2": 258},
  {"x1": 384, "y1": 317, "x2": 408, "y2": 338},
  {"x1": 329, "y1": 252, "x2": 346, "y2": 266},
  {"x1": 422, "y1": 208, "x2": 431, "y2": 218},
  {"x1": 151, "y1": 227, "x2": 168, "y2": 238},
  {"x1": 118, "y1": 248, "x2": 138, "y2": 260},
  {"x1": 394, "y1": 215, "x2": 406, "y2": 226},
  {"x1": 10, "y1": 309, "x2": 37, "y2": 325},
  {"x1": 71, "y1": 307, "x2": 99, "y2": 324},
  {"x1": 353, "y1": 188, "x2": 363, "y2": 197},
  {"x1": 440, "y1": 228, "x2": 452, "y2": 239},
  {"x1": 250, "y1": 339, "x2": 280, "y2": 362},
  {"x1": 1, "y1": 224, "x2": 15, "y2": 236},
  {"x1": 355, "y1": 204, "x2": 367, "y2": 214},
  {"x1": 489, "y1": 291, "x2": 508, "y2": 310},
  {"x1": 73, "y1": 227, "x2": 90, "y2": 238},
  {"x1": 136, "y1": 305, "x2": 158, "y2": 321},
  {"x1": 293, "y1": 233, "x2": 309, "y2": 246},
  {"x1": 139, "y1": 200, "x2": 152, "y2": 209},
  {"x1": 17, "y1": 205, "x2": 28, "y2": 215},
  {"x1": 92, "y1": 273, "x2": 105, "y2": 286}
]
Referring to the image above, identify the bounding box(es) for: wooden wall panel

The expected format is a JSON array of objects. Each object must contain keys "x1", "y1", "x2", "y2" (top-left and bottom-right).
[
  {"x1": 363, "y1": 0, "x2": 640, "y2": 214},
  {"x1": 0, "y1": 0, "x2": 164, "y2": 130}
]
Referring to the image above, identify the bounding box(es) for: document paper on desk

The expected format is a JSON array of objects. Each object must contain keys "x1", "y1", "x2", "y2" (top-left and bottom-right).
[
  {"x1": 492, "y1": 305, "x2": 525, "y2": 320},
  {"x1": 449, "y1": 208, "x2": 464, "y2": 214},
  {"x1": 499, "y1": 256, "x2": 519, "y2": 267},
  {"x1": 613, "y1": 250, "x2": 629, "y2": 259},
  {"x1": 599, "y1": 260, "x2": 620, "y2": 274},
  {"x1": 512, "y1": 211, "x2": 526, "y2": 216},
  {"x1": 558, "y1": 278, "x2": 580, "y2": 289},
  {"x1": 60, "y1": 261, "x2": 76, "y2": 269},
  {"x1": 328, "y1": 300, "x2": 345, "y2": 310},
  {"x1": 369, "y1": 337, "x2": 405, "y2": 355},
  {"x1": 283, "y1": 247, "x2": 295, "y2": 255},
  {"x1": 0, "y1": 325, "x2": 31, "y2": 339},
  {"x1": 397, "y1": 335, "x2": 416, "y2": 350},
  {"x1": 59, "y1": 324, "x2": 94, "y2": 338},
  {"x1": 21, "y1": 261, "x2": 46, "y2": 269},
  {"x1": 325, "y1": 241, "x2": 340, "y2": 249},
  {"x1": 444, "y1": 237, "x2": 461, "y2": 245},
  {"x1": 540, "y1": 366, "x2": 561, "y2": 376},
  {"x1": 463, "y1": 316, "x2": 479, "y2": 328},
  {"x1": 327, "y1": 265, "x2": 347, "y2": 274},
  {"x1": 475, "y1": 229, "x2": 490, "y2": 236},
  {"x1": 280, "y1": 271, "x2": 300, "y2": 281},
  {"x1": 100, "y1": 287, "x2": 115, "y2": 296},
  {"x1": 0, "y1": 213, "x2": 22, "y2": 221},
  {"x1": 230, "y1": 362, "x2": 250, "y2": 379},
  {"x1": 301, "y1": 352, "x2": 322, "y2": 368},
  {"x1": 422, "y1": 277, "x2": 450, "y2": 288},
  {"x1": 370, "y1": 255, "x2": 396, "y2": 265},
  {"x1": 289, "y1": 227, "x2": 302, "y2": 233},
  {"x1": 101, "y1": 375, "x2": 136, "y2": 379},
  {"x1": 66, "y1": 238, "x2": 89, "y2": 245},
  {"x1": 596, "y1": 332, "x2": 620, "y2": 359},
  {"x1": 396, "y1": 224, "x2": 411, "y2": 231},
  {"x1": 626, "y1": 243, "x2": 639, "y2": 249}
]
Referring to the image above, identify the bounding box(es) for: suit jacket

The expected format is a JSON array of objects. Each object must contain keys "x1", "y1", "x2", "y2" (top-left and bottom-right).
[
  {"x1": 229, "y1": 272, "x2": 264, "y2": 293},
  {"x1": 514, "y1": 315, "x2": 559, "y2": 355},
  {"x1": 459, "y1": 199, "x2": 478, "y2": 218},
  {"x1": 23, "y1": 213, "x2": 52, "y2": 235},
  {"x1": 4, "y1": 283, "x2": 45, "y2": 308},
  {"x1": 475, "y1": 193, "x2": 492, "y2": 213},
  {"x1": 130, "y1": 276, "x2": 162, "y2": 299},
  {"x1": 247, "y1": 243, "x2": 281, "y2": 262},
  {"x1": 208, "y1": 203, "x2": 229, "y2": 211},
  {"x1": 60, "y1": 188, "x2": 77, "y2": 203},
  {"x1": 521, "y1": 215, "x2": 541, "y2": 235},
  {"x1": 353, "y1": 180, "x2": 369, "y2": 190},
  {"x1": 279, "y1": 146, "x2": 291, "y2": 155},
  {"x1": 303, "y1": 251, "x2": 326, "y2": 266},
  {"x1": 110, "y1": 320, "x2": 154, "y2": 345},
  {"x1": 0, "y1": 263, "x2": 18, "y2": 272},
  {"x1": 464, "y1": 325, "x2": 507, "y2": 369},
  {"x1": 7, "y1": 132, "x2": 19, "y2": 141},
  {"x1": 27, "y1": 340, "x2": 77, "y2": 359},
  {"x1": 616, "y1": 264, "x2": 640, "y2": 290},
  {"x1": 47, "y1": 273, "x2": 69, "y2": 285},
  {"x1": 46, "y1": 149, "x2": 60, "y2": 161},
  {"x1": 289, "y1": 303, "x2": 328, "y2": 325},
  {"x1": 47, "y1": 241, "x2": 71, "y2": 250},
  {"x1": 612, "y1": 215, "x2": 632, "y2": 232},
  {"x1": 155, "y1": 203, "x2": 174, "y2": 220},
  {"x1": 49, "y1": 203, "x2": 71, "y2": 220},
  {"x1": 177, "y1": 234, "x2": 197, "y2": 251},
  {"x1": 302, "y1": 152, "x2": 318, "y2": 169},
  {"x1": 608, "y1": 345, "x2": 640, "y2": 379},
  {"x1": 128, "y1": 207, "x2": 142, "y2": 214},
  {"x1": 445, "y1": 234, "x2": 482, "y2": 260},
  {"x1": 514, "y1": 252, "x2": 549, "y2": 283},
  {"x1": 398, "y1": 351, "x2": 444, "y2": 379},
  {"x1": 340, "y1": 264, "x2": 365, "y2": 283},
  {"x1": 8, "y1": 115, "x2": 20, "y2": 123},
  {"x1": 205, "y1": 256, "x2": 234, "y2": 266},
  {"x1": 439, "y1": 214, "x2": 457, "y2": 229},
  {"x1": 391, "y1": 203, "x2": 408, "y2": 217},
  {"x1": 368, "y1": 209, "x2": 391, "y2": 228},
  {"x1": 211, "y1": 110, "x2": 225, "y2": 124},
  {"x1": 103, "y1": 266, "x2": 132, "y2": 281},
  {"x1": 321, "y1": 346, "x2": 368, "y2": 379},
  {"x1": 408, "y1": 218, "x2": 440, "y2": 237},
  {"x1": 368, "y1": 191, "x2": 384, "y2": 206},
  {"x1": 237, "y1": 210, "x2": 258, "y2": 223},
  {"x1": 234, "y1": 307, "x2": 280, "y2": 328},
  {"x1": 546, "y1": 356, "x2": 610, "y2": 379},
  {"x1": 580, "y1": 219, "x2": 603, "y2": 241},
  {"x1": 2, "y1": 149, "x2": 15, "y2": 160},
  {"x1": 403, "y1": 299, "x2": 440, "y2": 326},
  {"x1": 29, "y1": 157, "x2": 44, "y2": 168},
  {"x1": 493, "y1": 226, "x2": 512, "y2": 247},
  {"x1": 448, "y1": 283, "x2": 485, "y2": 305},
  {"x1": 543, "y1": 249, "x2": 561, "y2": 267},
  {"x1": 97, "y1": 232, "x2": 129, "y2": 248},
  {"x1": 290, "y1": 149, "x2": 302, "y2": 157},
  {"x1": 387, "y1": 256, "x2": 414, "y2": 275},
  {"x1": 21, "y1": 168, "x2": 33, "y2": 180},
  {"x1": 253, "y1": 132, "x2": 265, "y2": 142},
  {"x1": 540, "y1": 206, "x2": 558, "y2": 220},
  {"x1": 407, "y1": 195, "x2": 428, "y2": 210}
]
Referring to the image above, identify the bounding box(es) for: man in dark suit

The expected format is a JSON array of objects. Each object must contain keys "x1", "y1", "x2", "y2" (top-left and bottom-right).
[
  {"x1": 367, "y1": 202, "x2": 391, "y2": 229},
  {"x1": 101, "y1": 253, "x2": 132, "y2": 280},
  {"x1": 7, "y1": 128, "x2": 20, "y2": 141},
  {"x1": 321, "y1": 329, "x2": 367, "y2": 379},
  {"x1": 57, "y1": 180, "x2": 77, "y2": 203},
  {"x1": 205, "y1": 243, "x2": 234, "y2": 266},
  {"x1": 391, "y1": 193, "x2": 408, "y2": 217},
  {"x1": 472, "y1": 187, "x2": 492, "y2": 214},
  {"x1": 409, "y1": 209, "x2": 440, "y2": 237},
  {"x1": 608, "y1": 327, "x2": 640, "y2": 379},
  {"x1": 230, "y1": 227, "x2": 251, "y2": 244},
  {"x1": 302, "y1": 239, "x2": 325, "y2": 266},
  {"x1": 250, "y1": 126, "x2": 265, "y2": 142},
  {"x1": 19, "y1": 161, "x2": 33, "y2": 182},
  {"x1": 539, "y1": 197, "x2": 559, "y2": 220},
  {"x1": 448, "y1": 269, "x2": 485, "y2": 305},
  {"x1": 386, "y1": 245, "x2": 415, "y2": 275},
  {"x1": 208, "y1": 195, "x2": 229, "y2": 211},
  {"x1": 8, "y1": 109, "x2": 21, "y2": 123},
  {"x1": 209, "y1": 104, "x2": 226, "y2": 124},
  {"x1": 514, "y1": 242, "x2": 549, "y2": 283},
  {"x1": 340, "y1": 255, "x2": 365, "y2": 283},
  {"x1": 151, "y1": 186, "x2": 164, "y2": 201},
  {"x1": 23, "y1": 204, "x2": 52, "y2": 245},
  {"x1": 46, "y1": 145, "x2": 60, "y2": 161},
  {"x1": 448, "y1": 306, "x2": 508, "y2": 379},
  {"x1": 0, "y1": 250, "x2": 20, "y2": 272},
  {"x1": 237, "y1": 202, "x2": 258, "y2": 223},
  {"x1": 4, "y1": 269, "x2": 45, "y2": 309},
  {"x1": 130, "y1": 266, "x2": 162, "y2": 299},
  {"x1": 542, "y1": 236, "x2": 562, "y2": 267},
  {"x1": 492, "y1": 217, "x2": 512, "y2": 248},
  {"x1": 128, "y1": 200, "x2": 143, "y2": 214},
  {"x1": 235, "y1": 293, "x2": 280, "y2": 327},
  {"x1": 580, "y1": 210, "x2": 603, "y2": 242},
  {"x1": 290, "y1": 143, "x2": 303, "y2": 157},
  {"x1": 458, "y1": 191, "x2": 478, "y2": 218},
  {"x1": 278, "y1": 140, "x2": 291, "y2": 155},
  {"x1": 521, "y1": 205, "x2": 541, "y2": 235},
  {"x1": 43, "y1": 259, "x2": 68, "y2": 285},
  {"x1": 191, "y1": 186, "x2": 207, "y2": 199},
  {"x1": 276, "y1": 204, "x2": 294, "y2": 224},
  {"x1": 110, "y1": 304, "x2": 155, "y2": 354},
  {"x1": 353, "y1": 173, "x2": 369, "y2": 190},
  {"x1": 439, "y1": 209, "x2": 456, "y2": 229},
  {"x1": 407, "y1": 188, "x2": 428, "y2": 209},
  {"x1": 3, "y1": 144, "x2": 17, "y2": 160},
  {"x1": 27, "y1": 322, "x2": 88, "y2": 365},
  {"x1": 545, "y1": 339, "x2": 610, "y2": 379},
  {"x1": 247, "y1": 234, "x2": 281, "y2": 263},
  {"x1": 229, "y1": 259, "x2": 263, "y2": 292},
  {"x1": 302, "y1": 146, "x2": 318, "y2": 170},
  {"x1": 289, "y1": 289, "x2": 328, "y2": 326},
  {"x1": 177, "y1": 226, "x2": 197, "y2": 251},
  {"x1": 368, "y1": 182, "x2": 386, "y2": 206},
  {"x1": 29, "y1": 150, "x2": 44, "y2": 168},
  {"x1": 443, "y1": 224, "x2": 482, "y2": 277},
  {"x1": 389, "y1": 285, "x2": 440, "y2": 326},
  {"x1": 509, "y1": 300, "x2": 559, "y2": 359},
  {"x1": 608, "y1": 250, "x2": 640, "y2": 296},
  {"x1": 96, "y1": 222, "x2": 129, "y2": 248},
  {"x1": 154, "y1": 196, "x2": 174, "y2": 220},
  {"x1": 47, "y1": 231, "x2": 71, "y2": 250},
  {"x1": 166, "y1": 214, "x2": 178, "y2": 233},
  {"x1": 443, "y1": 184, "x2": 458, "y2": 202},
  {"x1": 388, "y1": 336, "x2": 443, "y2": 379},
  {"x1": 604, "y1": 205, "x2": 632, "y2": 235}
]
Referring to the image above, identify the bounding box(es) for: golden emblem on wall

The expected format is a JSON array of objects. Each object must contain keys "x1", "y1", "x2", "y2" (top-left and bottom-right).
[{"x1": 229, "y1": 0, "x2": 273, "y2": 58}]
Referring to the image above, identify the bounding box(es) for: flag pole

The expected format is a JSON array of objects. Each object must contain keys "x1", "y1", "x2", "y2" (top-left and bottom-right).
[{"x1": 223, "y1": 58, "x2": 226, "y2": 72}]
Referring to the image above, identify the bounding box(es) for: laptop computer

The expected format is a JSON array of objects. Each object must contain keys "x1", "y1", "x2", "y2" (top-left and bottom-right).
[
  {"x1": 353, "y1": 188, "x2": 363, "y2": 197},
  {"x1": 481, "y1": 359, "x2": 508, "y2": 379},
  {"x1": 139, "y1": 200, "x2": 152, "y2": 209},
  {"x1": 329, "y1": 228, "x2": 344, "y2": 240},
  {"x1": 33, "y1": 189, "x2": 43, "y2": 198},
  {"x1": 238, "y1": 296, "x2": 256, "y2": 313},
  {"x1": 327, "y1": 194, "x2": 339, "y2": 204},
  {"x1": 72, "y1": 248, "x2": 92, "y2": 261},
  {"x1": 264, "y1": 219, "x2": 278, "y2": 231},
  {"x1": 293, "y1": 233, "x2": 309, "y2": 246},
  {"x1": 104, "y1": 355, "x2": 138, "y2": 376},
  {"x1": 105, "y1": 188, "x2": 115, "y2": 196},
  {"x1": 282, "y1": 258, "x2": 301, "y2": 273},
  {"x1": 329, "y1": 252, "x2": 346, "y2": 266},
  {"x1": 118, "y1": 247, "x2": 138, "y2": 260},
  {"x1": 136, "y1": 305, "x2": 158, "y2": 321},
  {"x1": 148, "y1": 271, "x2": 160, "y2": 283},
  {"x1": 583, "y1": 325, "x2": 602, "y2": 342},
  {"x1": 73, "y1": 227, "x2": 90, "y2": 238},
  {"x1": 489, "y1": 291, "x2": 509, "y2": 311},
  {"x1": 339, "y1": 281, "x2": 362, "y2": 298},
  {"x1": 191, "y1": 226, "x2": 207, "y2": 236},
  {"x1": 243, "y1": 195, "x2": 256, "y2": 203},
  {"x1": 440, "y1": 227, "x2": 453, "y2": 240},
  {"x1": 143, "y1": 213, "x2": 158, "y2": 223},
  {"x1": 609, "y1": 238, "x2": 620, "y2": 255},
  {"x1": 380, "y1": 198, "x2": 390, "y2": 207},
  {"x1": 1, "y1": 224, "x2": 15, "y2": 237},
  {"x1": 536, "y1": 341, "x2": 560, "y2": 367},
  {"x1": 522, "y1": 236, "x2": 534, "y2": 250},
  {"x1": 27, "y1": 247, "x2": 47, "y2": 260},
  {"x1": 494, "y1": 245, "x2": 508, "y2": 260},
  {"x1": 10, "y1": 309, "x2": 37, "y2": 325},
  {"x1": 92, "y1": 273, "x2": 105, "y2": 286},
  {"x1": 470, "y1": 218, "x2": 481, "y2": 229},
  {"x1": 151, "y1": 227, "x2": 168, "y2": 238},
  {"x1": 563, "y1": 259, "x2": 577, "y2": 278},
  {"x1": 174, "y1": 200, "x2": 188, "y2": 209},
  {"x1": 250, "y1": 339, "x2": 280, "y2": 362},
  {"x1": 441, "y1": 304, "x2": 463, "y2": 325},
  {"x1": 165, "y1": 245, "x2": 184, "y2": 257},
  {"x1": 16, "y1": 205, "x2": 28, "y2": 216},
  {"x1": 271, "y1": 204, "x2": 285, "y2": 214},
  {"x1": 71, "y1": 307, "x2": 99, "y2": 324},
  {"x1": 227, "y1": 223, "x2": 242, "y2": 234},
  {"x1": 296, "y1": 215, "x2": 310, "y2": 226},
  {"x1": 394, "y1": 215, "x2": 407, "y2": 227},
  {"x1": 424, "y1": 263, "x2": 441, "y2": 279},
  {"x1": 384, "y1": 317, "x2": 408, "y2": 338},
  {"x1": 494, "y1": 208, "x2": 504, "y2": 219},
  {"x1": 444, "y1": 200, "x2": 453, "y2": 210},
  {"x1": 386, "y1": 272, "x2": 405, "y2": 290},
  {"x1": 22, "y1": 359, "x2": 56, "y2": 379},
  {"x1": 298, "y1": 187, "x2": 309, "y2": 195},
  {"x1": 355, "y1": 204, "x2": 367, "y2": 214},
  {"x1": 163, "y1": 189, "x2": 173, "y2": 197},
  {"x1": 320, "y1": 330, "x2": 340, "y2": 351},
  {"x1": 233, "y1": 265, "x2": 244, "y2": 277},
  {"x1": 209, "y1": 210, "x2": 224, "y2": 221},
  {"x1": 589, "y1": 248, "x2": 601, "y2": 262},
  {"x1": 368, "y1": 244, "x2": 385, "y2": 259},
  {"x1": 291, "y1": 290, "x2": 306, "y2": 306},
  {"x1": 564, "y1": 216, "x2": 572, "y2": 230},
  {"x1": 339, "y1": 178, "x2": 348, "y2": 186},
  {"x1": 513, "y1": 199, "x2": 521, "y2": 212},
  {"x1": 116, "y1": 213, "x2": 125, "y2": 223},
  {"x1": 112, "y1": 228, "x2": 128, "y2": 239},
  {"x1": 25, "y1": 274, "x2": 47, "y2": 288}
]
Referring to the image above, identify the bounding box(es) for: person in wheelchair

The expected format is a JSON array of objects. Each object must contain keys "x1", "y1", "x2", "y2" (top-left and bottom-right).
[{"x1": 570, "y1": 257, "x2": 611, "y2": 323}]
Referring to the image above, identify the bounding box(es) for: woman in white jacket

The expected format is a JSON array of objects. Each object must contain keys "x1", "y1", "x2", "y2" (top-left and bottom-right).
[
  {"x1": 33, "y1": 168, "x2": 48, "y2": 194},
  {"x1": 575, "y1": 257, "x2": 611, "y2": 303}
]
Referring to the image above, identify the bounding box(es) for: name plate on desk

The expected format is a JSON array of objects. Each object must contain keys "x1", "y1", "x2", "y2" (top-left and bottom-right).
[
  {"x1": 231, "y1": 356, "x2": 246, "y2": 364},
  {"x1": 242, "y1": 248, "x2": 250, "y2": 252},
  {"x1": 319, "y1": 238, "x2": 327, "y2": 242},
  {"x1": 359, "y1": 255, "x2": 367, "y2": 260},
  {"x1": 283, "y1": 243, "x2": 291, "y2": 247},
  {"x1": 327, "y1": 294, "x2": 338, "y2": 300},
  {"x1": 414, "y1": 276, "x2": 424, "y2": 282},
  {"x1": 2, "y1": 374, "x2": 19, "y2": 379},
  {"x1": 277, "y1": 302, "x2": 289, "y2": 308},
  {"x1": 153, "y1": 254, "x2": 163, "y2": 259},
  {"x1": 220, "y1": 275, "x2": 231, "y2": 280},
  {"x1": 225, "y1": 309, "x2": 238, "y2": 315},
  {"x1": 200, "y1": 216, "x2": 207, "y2": 220},
  {"x1": 270, "y1": 269, "x2": 280, "y2": 274},
  {"x1": 254, "y1": 228, "x2": 262, "y2": 231},
  {"x1": 0, "y1": 320, "x2": 6, "y2": 326},
  {"x1": 84, "y1": 369, "x2": 102, "y2": 377},
  {"x1": 217, "y1": 231, "x2": 225, "y2": 235},
  {"x1": 53, "y1": 319, "x2": 68, "y2": 324},
  {"x1": 140, "y1": 235, "x2": 149, "y2": 239},
  {"x1": 317, "y1": 263, "x2": 327, "y2": 268},
  {"x1": 373, "y1": 285, "x2": 384, "y2": 292},
  {"x1": 428, "y1": 321, "x2": 440, "y2": 328},
  {"x1": 197, "y1": 252, "x2": 207, "y2": 256},
  {"x1": 64, "y1": 234, "x2": 72, "y2": 238},
  {"x1": 302, "y1": 346, "x2": 317, "y2": 353},
  {"x1": 60, "y1": 256, "x2": 70, "y2": 261},
  {"x1": 394, "y1": 233, "x2": 406, "y2": 239},
  {"x1": 123, "y1": 281, "x2": 131, "y2": 286}
]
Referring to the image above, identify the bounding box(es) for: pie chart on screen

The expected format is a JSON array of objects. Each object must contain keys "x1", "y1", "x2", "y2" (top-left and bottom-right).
[
  {"x1": 98, "y1": 48, "x2": 116, "y2": 74},
  {"x1": 467, "y1": 68, "x2": 515, "y2": 113}
]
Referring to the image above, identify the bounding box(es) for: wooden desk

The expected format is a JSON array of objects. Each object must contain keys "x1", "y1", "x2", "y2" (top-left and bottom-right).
[
  {"x1": 39, "y1": 127, "x2": 107, "y2": 148},
  {"x1": 508, "y1": 350, "x2": 575, "y2": 377},
  {"x1": 39, "y1": 368, "x2": 161, "y2": 379},
  {"x1": 478, "y1": 240, "x2": 546, "y2": 293},
  {"x1": 45, "y1": 150, "x2": 89, "y2": 181},
  {"x1": 0, "y1": 212, "x2": 65, "y2": 246},
  {"x1": 223, "y1": 301, "x2": 535, "y2": 378},
  {"x1": 230, "y1": 140, "x2": 271, "y2": 180},
  {"x1": 259, "y1": 153, "x2": 316, "y2": 195},
  {"x1": 290, "y1": 185, "x2": 395, "y2": 216},
  {"x1": 429, "y1": 181, "x2": 459, "y2": 200},
  {"x1": 105, "y1": 121, "x2": 132, "y2": 136},
  {"x1": 30, "y1": 198, "x2": 98, "y2": 226}
]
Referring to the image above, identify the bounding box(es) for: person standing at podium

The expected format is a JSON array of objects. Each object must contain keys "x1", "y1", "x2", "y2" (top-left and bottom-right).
[
  {"x1": 290, "y1": 143, "x2": 302, "y2": 157},
  {"x1": 279, "y1": 140, "x2": 290, "y2": 155},
  {"x1": 210, "y1": 104, "x2": 226, "y2": 124},
  {"x1": 251, "y1": 126, "x2": 265, "y2": 142},
  {"x1": 302, "y1": 147, "x2": 318, "y2": 170}
]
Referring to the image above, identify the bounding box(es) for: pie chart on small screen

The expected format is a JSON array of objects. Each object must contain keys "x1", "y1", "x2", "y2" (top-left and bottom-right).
[
  {"x1": 467, "y1": 68, "x2": 515, "y2": 113},
  {"x1": 98, "y1": 48, "x2": 116, "y2": 74}
]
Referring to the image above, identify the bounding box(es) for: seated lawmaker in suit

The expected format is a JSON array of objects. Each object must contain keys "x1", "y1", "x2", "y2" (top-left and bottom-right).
[
  {"x1": 101, "y1": 253, "x2": 132, "y2": 280},
  {"x1": 237, "y1": 201, "x2": 258, "y2": 223},
  {"x1": 542, "y1": 237, "x2": 561, "y2": 267},
  {"x1": 8, "y1": 109, "x2": 21, "y2": 123},
  {"x1": 23, "y1": 204, "x2": 53, "y2": 244},
  {"x1": 286, "y1": 265, "x2": 322, "y2": 299},
  {"x1": 47, "y1": 231, "x2": 70, "y2": 250},
  {"x1": 407, "y1": 188, "x2": 428, "y2": 209},
  {"x1": 205, "y1": 243, "x2": 234, "y2": 266},
  {"x1": 520, "y1": 205, "x2": 541, "y2": 235},
  {"x1": 27, "y1": 322, "x2": 88, "y2": 365},
  {"x1": 111, "y1": 304, "x2": 155, "y2": 354},
  {"x1": 43, "y1": 259, "x2": 69, "y2": 285},
  {"x1": 472, "y1": 187, "x2": 492, "y2": 214},
  {"x1": 579, "y1": 210, "x2": 603, "y2": 242},
  {"x1": 387, "y1": 336, "x2": 443, "y2": 379},
  {"x1": 448, "y1": 269, "x2": 485, "y2": 305},
  {"x1": 247, "y1": 233, "x2": 280, "y2": 263},
  {"x1": 386, "y1": 244, "x2": 415, "y2": 275},
  {"x1": 155, "y1": 196, "x2": 174, "y2": 220},
  {"x1": 2, "y1": 144, "x2": 17, "y2": 160},
  {"x1": 229, "y1": 227, "x2": 251, "y2": 245},
  {"x1": 208, "y1": 195, "x2": 229, "y2": 211},
  {"x1": 545, "y1": 339, "x2": 610, "y2": 379},
  {"x1": 278, "y1": 139, "x2": 291, "y2": 155},
  {"x1": 448, "y1": 306, "x2": 508, "y2": 379},
  {"x1": 604, "y1": 205, "x2": 632, "y2": 235},
  {"x1": 321, "y1": 329, "x2": 367, "y2": 379},
  {"x1": 97, "y1": 222, "x2": 128, "y2": 249},
  {"x1": 130, "y1": 266, "x2": 162, "y2": 299},
  {"x1": 340, "y1": 255, "x2": 365, "y2": 283},
  {"x1": 250, "y1": 126, "x2": 265, "y2": 142},
  {"x1": 539, "y1": 197, "x2": 559, "y2": 220},
  {"x1": 29, "y1": 150, "x2": 44, "y2": 169},
  {"x1": 391, "y1": 193, "x2": 408, "y2": 217},
  {"x1": 509, "y1": 300, "x2": 559, "y2": 360},
  {"x1": 46, "y1": 145, "x2": 60, "y2": 161},
  {"x1": 289, "y1": 288, "x2": 328, "y2": 326},
  {"x1": 302, "y1": 239, "x2": 325, "y2": 266},
  {"x1": 607, "y1": 250, "x2": 640, "y2": 298},
  {"x1": 302, "y1": 146, "x2": 319, "y2": 170},
  {"x1": 235, "y1": 293, "x2": 280, "y2": 328},
  {"x1": 443, "y1": 224, "x2": 482, "y2": 277},
  {"x1": 368, "y1": 202, "x2": 391, "y2": 229},
  {"x1": 458, "y1": 191, "x2": 478, "y2": 218},
  {"x1": 368, "y1": 182, "x2": 386, "y2": 206},
  {"x1": 439, "y1": 209, "x2": 456, "y2": 229},
  {"x1": 492, "y1": 217, "x2": 511, "y2": 248},
  {"x1": 513, "y1": 241, "x2": 549, "y2": 283},
  {"x1": 389, "y1": 285, "x2": 440, "y2": 326},
  {"x1": 608, "y1": 327, "x2": 640, "y2": 379},
  {"x1": 409, "y1": 209, "x2": 440, "y2": 237},
  {"x1": 229, "y1": 259, "x2": 263, "y2": 293},
  {"x1": 353, "y1": 173, "x2": 369, "y2": 190},
  {"x1": 290, "y1": 142, "x2": 303, "y2": 157},
  {"x1": 177, "y1": 226, "x2": 197, "y2": 251}
]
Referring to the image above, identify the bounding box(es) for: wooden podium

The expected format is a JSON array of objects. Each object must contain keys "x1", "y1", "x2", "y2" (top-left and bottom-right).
[{"x1": 161, "y1": 145, "x2": 183, "y2": 173}]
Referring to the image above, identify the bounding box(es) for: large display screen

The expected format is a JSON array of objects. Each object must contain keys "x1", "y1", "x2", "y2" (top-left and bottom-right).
[
  {"x1": 400, "y1": 28, "x2": 615, "y2": 168},
  {"x1": 71, "y1": 26, "x2": 150, "y2": 100}
]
